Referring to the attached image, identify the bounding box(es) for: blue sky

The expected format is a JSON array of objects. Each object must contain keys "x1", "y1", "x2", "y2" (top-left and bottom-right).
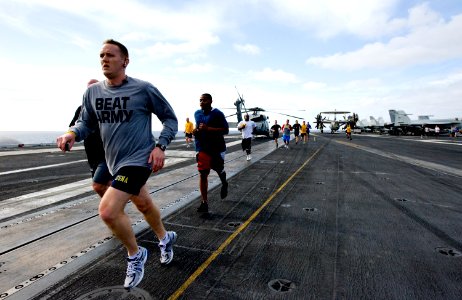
[{"x1": 1, "y1": 0, "x2": 461, "y2": 131}]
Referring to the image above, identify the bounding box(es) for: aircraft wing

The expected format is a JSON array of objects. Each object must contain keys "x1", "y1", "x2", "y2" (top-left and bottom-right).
[
  {"x1": 321, "y1": 111, "x2": 350, "y2": 114},
  {"x1": 411, "y1": 120, "x2": 461, "y2": 127},
  {"x1": 319, "y1": 119, "x2": 336, "y2": 123}
]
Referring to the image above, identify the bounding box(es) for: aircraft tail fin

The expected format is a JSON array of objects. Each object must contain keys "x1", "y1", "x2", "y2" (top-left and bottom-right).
[
  {"x1": 389, "y1": 109, "x2": 411, "y2": 124},
  {"x1": 369, "y1": 116, "x2": 378, "y2": 125}
]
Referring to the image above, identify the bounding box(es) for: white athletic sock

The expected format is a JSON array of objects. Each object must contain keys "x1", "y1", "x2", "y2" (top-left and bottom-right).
[
  {"x1": 159, "y1": 233, "x2": 169, "y2": 245},
  {"x1": 128, "y1": 247, "x2": 141, "y2": 259}
]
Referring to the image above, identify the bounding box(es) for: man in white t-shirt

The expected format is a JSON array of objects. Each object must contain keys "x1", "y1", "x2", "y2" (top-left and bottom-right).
[
  {"x1": 434, "y1": 125, "x2": 440, "y2": 138},
  {"x1": 237, "y1": 114, "x2": 257, "y2": 160}
]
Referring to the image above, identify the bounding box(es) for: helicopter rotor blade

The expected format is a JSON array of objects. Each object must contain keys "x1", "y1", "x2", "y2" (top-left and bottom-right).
[
  {"x1": 265, "y1": 110, "x2": 304, "y2": 119},
  {"x1": 278, "y1": 113, "x2": 305, "y2": 119},
  {"x1": 269, "y1": 109, "x2": 306, "y2": 112},
  {"x1": 235, "y1": 86, "x2": 245, "y2": 103}
]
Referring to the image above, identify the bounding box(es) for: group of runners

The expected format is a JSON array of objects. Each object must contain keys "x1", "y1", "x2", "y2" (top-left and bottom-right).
[
  {"x1": 60, "y1": 38, "x2": 317, "y2": 291},
  {"x1": 270, "y1": 119, "x2": 311, "y2": 149}
]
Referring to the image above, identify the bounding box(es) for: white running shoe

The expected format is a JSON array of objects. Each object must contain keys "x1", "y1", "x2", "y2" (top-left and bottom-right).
[
  {"x1": 124, "y1": 246, "x2": 148, "y2": 289},
  {"x1": 159, "y1": 231, "x2": 177, "y2": 265}
]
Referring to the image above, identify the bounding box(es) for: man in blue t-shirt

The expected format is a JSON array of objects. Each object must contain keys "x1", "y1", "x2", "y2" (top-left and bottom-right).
[{"x1": 194, "y1": 93, "x2": 229, "y2": 213}]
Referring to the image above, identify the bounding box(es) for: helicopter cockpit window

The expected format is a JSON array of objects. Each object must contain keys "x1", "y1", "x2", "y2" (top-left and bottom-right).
[{"x1": 251, "y1": 115, "x2": 266, "y2": 122}]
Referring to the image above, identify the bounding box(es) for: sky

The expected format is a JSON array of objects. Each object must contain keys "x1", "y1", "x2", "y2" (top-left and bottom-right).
[{"x1": 1, "y1": 0, "x2": 462, "y2": 131}]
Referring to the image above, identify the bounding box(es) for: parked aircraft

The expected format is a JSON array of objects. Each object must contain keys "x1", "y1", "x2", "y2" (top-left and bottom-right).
[
  {"x1": 315, "y1": 110, "x2": 358, "y2": 133},
  {"x1": 226, "y1": 88, "x2": 304, "y2": 137},
  {"x1": 356, "y1": 116, "x2": 388, "y2": 134},
  {"x1": 386, "y1": 109, "x2": 462, "y2": 135}
]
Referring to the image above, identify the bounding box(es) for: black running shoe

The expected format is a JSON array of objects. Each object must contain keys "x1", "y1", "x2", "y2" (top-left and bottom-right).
[{"x1": 197, "y1": 202, "x2": 208, "y2": 213}]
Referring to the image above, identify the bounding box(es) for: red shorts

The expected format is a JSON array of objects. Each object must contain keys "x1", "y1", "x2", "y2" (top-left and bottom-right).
[{"x1": 197, "y1": 152, "x2": 224, "y2": 172}]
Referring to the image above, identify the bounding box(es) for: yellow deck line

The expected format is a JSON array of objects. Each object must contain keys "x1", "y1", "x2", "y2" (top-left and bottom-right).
[{"x1": 168, "y1": 145, "x2": 325, "y2": 299}]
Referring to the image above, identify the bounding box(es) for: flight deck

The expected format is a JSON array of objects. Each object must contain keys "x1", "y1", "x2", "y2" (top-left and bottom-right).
[{"x1": 1, "y1": 133, "x2": 461, "y2": 299}]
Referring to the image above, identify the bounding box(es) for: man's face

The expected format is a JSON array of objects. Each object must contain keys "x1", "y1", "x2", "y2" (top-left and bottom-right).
[
  {"x1": 199, "y1": 95, "x2": 212, "y2": 110},
  {"x1": 100, "y1": 44, "x2": 127, "y2": 79}
]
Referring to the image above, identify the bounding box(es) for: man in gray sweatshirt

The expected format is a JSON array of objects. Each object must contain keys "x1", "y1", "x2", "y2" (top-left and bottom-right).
[{"x1": 57, "y1": 39, "x2": 178, "y2": 289}]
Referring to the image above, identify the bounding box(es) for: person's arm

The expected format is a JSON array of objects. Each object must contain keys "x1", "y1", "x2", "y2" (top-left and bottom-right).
[
  {"x1": 147, "y1": 84, "x2": 178, "y2": 147},
  {"x1": 146, "y1": 83, "x2": 178, "y2": 172},
  {"x1": 198, "y1": 110, "x2": 229, "y2": 134},
  {"x1": 59, "y1": 94, "x2": 95, "y2": 151},
  {"x1": 199, "y1": 124, "x2": 228, "y2": 133}
]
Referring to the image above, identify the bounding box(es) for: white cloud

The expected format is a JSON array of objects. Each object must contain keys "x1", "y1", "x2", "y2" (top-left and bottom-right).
[
  {"x1": 428, "y1": 71, "x2": 462, "y2": 87},
  {"x1": 306, "y1": 5, "x2": 462, "y2": 70},
  {"x1": 303, "y1": 81, "x2": 327, "y2": 90},
  {"x1": 135, "y1": 37, "x2": 220, "y2": 60},
  {"x1": 262, "y1": 0, "x2": 402, "y2": 39},
  {"x1": 343, "y1": 78, "x2": 383, "y2": 90},
  {"x1": 1, "y1": 0, "x2": 226, "y2": 58},
  {"x1": 233, "y1": 43, "x2": 261, "y2": 55},
  {"x1": 249, "y1": 68, "x2": 299, "y2": 84},
  {"x1": 0, "y1": 60, "x2": 98, "y2": 131}
]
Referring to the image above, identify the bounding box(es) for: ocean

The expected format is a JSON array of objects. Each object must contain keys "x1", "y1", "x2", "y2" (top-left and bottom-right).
[{"x1": 0, "y1": 131, "x2": 183, "y2": 148}]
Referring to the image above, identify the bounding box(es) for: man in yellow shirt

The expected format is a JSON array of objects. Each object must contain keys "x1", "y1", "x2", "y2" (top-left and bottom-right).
[
  {"x1": 300, "y1": 120, "x2": 307, "y2": 144},
  {"x1": 184, "y1": 117, "x2": 194, "y2": 148},
  {"x1": 346, "y1": 123, "x2": 352, "y2": 140}
]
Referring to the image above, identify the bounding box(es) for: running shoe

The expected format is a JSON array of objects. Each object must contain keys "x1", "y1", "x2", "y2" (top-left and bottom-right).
[
  {"x1": 159, "y1": 231, "x2": 177, "y2": 265},
  {"x1": 197, "y1": 201, "x2": 209, "y2": 213},
  {"x1": 124, "y1": 246, "x2": 148, "y2": 289}
]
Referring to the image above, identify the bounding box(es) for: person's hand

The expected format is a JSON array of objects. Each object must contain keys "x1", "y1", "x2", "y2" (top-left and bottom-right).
[
  {"x1": 198, "y1": 123, "x2": 208, "y2": 131},
  {"x1": 148, "y1": 147, "x2": 165, "y2": 173},
  {"x1": 56, "y1": 132, "x2": 76, "y2": 152}
]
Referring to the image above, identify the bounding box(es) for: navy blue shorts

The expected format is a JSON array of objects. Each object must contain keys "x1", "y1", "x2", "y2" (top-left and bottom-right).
[
  {"x1": 91, "y1": 161, "x2": 113, "y2": 185},
  {"x1": 111, "y1": 166, "x2": 152, "y2": 195}
]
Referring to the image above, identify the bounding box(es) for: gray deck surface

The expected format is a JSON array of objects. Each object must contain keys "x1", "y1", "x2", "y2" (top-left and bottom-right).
[{"x1": 1, "y1": 134, "x2": 461, "y2": 299}]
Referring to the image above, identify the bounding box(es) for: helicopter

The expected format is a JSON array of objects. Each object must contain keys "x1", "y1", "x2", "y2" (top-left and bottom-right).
[
  {"x1": 226, "y1": 88, "x2": 305, "y2": 137},
  {"x1": 315, "y1": 110, "x2": 359, "y2": 133}
]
